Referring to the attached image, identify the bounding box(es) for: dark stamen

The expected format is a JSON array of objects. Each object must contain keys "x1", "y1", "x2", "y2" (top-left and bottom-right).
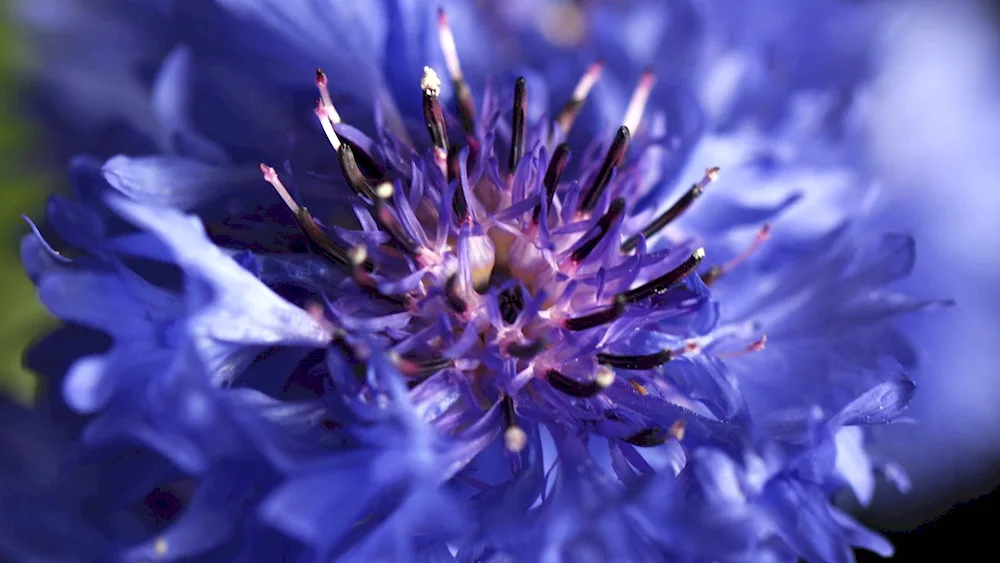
[
  {"x1": 445, "y1": 274, "x2": 468, "y2": 313},
  {"x1": 569, "y1": 198, "x2": 626, "y2": 263},
  {"x1": 552, "y1": 61, "x2": 602, "y2": 137},
  {"x1": 499, "y1": 286, "x2": 525, "y2": 324},
  {"x1": 347, "y1": 247, "x2": 408, "y2": 307},
  {"x1": 448, "y1": 145, "x2": 470, "y2": 219},
  {"x1": 398, "y1": 356, "x2": 454, "y2": 379},
  {"x1": 623, "y1": 428, "x2": 666, "y2": 447},
  {"x1": 563, "y1": 295, "x2": 625, "y2": 331},
  {"x1": 622, "y1": 167, "x2": 719, "y2": 253},
  {"x1": 509, "y1": 77, "x2": 527, "y2": 173},
  {"x1": 337, "y1": 145, "x2": 377, "y2": 200},
  {"x1": 293, "y1": 208, "x2": 352, "y2": 269},
  {"x1": 621, "y1": 248, "x2": 705, "y2": 303},
  {"x1": 422, "y1": 69, "x2": 449, "y2": 156},
  {"x1": 597, "y1": 348, "x2": 675, "y2": 370},
  {"x1": 622, "y1": 187, "x2": 701, "y2": 252},
  {"x1": 506, "y1": 337, "x2": 546, "y2": 358},
  {"x1": 579, "y1": 126, "x2": 630, "y2": 213},
  {"x1": 502, "y1": 394, "x2": 516, "y2": 429},
  {"x1": 533, "y1": 143, "x2": 569, "y2": 223},
  {"x1": 373, "y1": 185, "x2": 422, "y2": 255},
  {"x1": 700, "y1": 265, "x2": 724, "y2": 287},
  {"x1": 437, "y1": 9, "x2": 477, "y2": 135},
  {"x1": 545, "y1": 369, "x2": 605, "y2": 398}
]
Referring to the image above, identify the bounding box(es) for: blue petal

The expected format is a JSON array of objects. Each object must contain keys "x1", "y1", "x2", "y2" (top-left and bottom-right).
[
  {"x1": 829, "y1": 379, "x2": 916, "y2": 428},
  {"x1": 102, "y1": 155, "x2": 258, "y2": 211}
]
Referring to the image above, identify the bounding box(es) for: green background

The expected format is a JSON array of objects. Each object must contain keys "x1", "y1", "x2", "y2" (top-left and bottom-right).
[{"x1": 0, "y1": 5, "x2": 51, "y2": 404}]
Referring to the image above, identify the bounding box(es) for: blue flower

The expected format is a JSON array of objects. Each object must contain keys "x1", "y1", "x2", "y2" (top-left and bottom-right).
[{"x1": 12, "y1": 1, "x2": 942, "y2": 561}]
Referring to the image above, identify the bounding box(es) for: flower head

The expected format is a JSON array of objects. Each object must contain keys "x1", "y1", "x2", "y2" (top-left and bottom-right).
[{"x1": 11, "y1": 2, "x2": 944, "y2": 561}]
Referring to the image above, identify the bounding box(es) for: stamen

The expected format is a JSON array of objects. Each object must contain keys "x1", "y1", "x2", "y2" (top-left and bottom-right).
[
  {"x1": 545, "y1": 369, "x2": 610, "y2": 398},
  {"x1": 553, "y1": 61, "x2": 603, "y2": 137},
  {"x1": 569, "y1": 198, "x2": 626, "y2": 263},
  {"x1": 338, "y1": 145, "x2": 378, "y2": 200},
  {"x1": 314, "y1": 100, "x2": 342, "y2": 151},
  {"x1": 563, "y1": 295, "x2": 626, "y2": 331},
  {"x1": 702, "y1": 223, "x2": 771, "y2": 286},
  {"x1": 628, "y1": 380, "x2": 649, "y2": 396},
  {"x1": 623, "y1": 421, "x2": 683, "y2": 448},
  {"x1": 716, "y1": 335, "x2": 768, "y2": 359},
  {"x1": 595, "y1": 366, "x2": 616, "y2": 388},
  {"x1": 260, "y1": 163, "x2": 301, "y2": 214},
  {"x1": 509, "y1": 77, "x2": 527, "y2": 173},
  {"x1": 262, "y1": 163, "x2": 353, "y2": 269},
  {"x1": 499, "y1": 285, "x2": 525, "y2": 324},
  {"x1": 669, "y1": 420, "x2": 686, "y2": 441},
  {"x1": 315, "y1": 97, "x2": 384, "y2": 182},
  {"x1": 349, "y1": 245, "x2": 373, "y2": 285},
  {"x1": 447, "y1": 145, "x2": 470, "y2": 219},
  {"x1": 397, "y1": 355, "x2": 454, "y2": 379},
  {"x1": 502, "y1": 395, "x2": 527, "y2": 452},
  {"x1": 445, "y1": 274, "x2": 468, "y2": 313},
  {"x1": 621, "y1": 70, "x2": 655, "y2": 135},
  {"x1": 437, "y1": 8, "x2": 476, "y2": 134},
  {"x1": 373, "y1": 182, "x2": 422, "y2": 255},
  {"x1": 315, "y1": 69, "x2": 341, "y2": 124},
  {"x1": 506, "y1": 337, "x2": 546, "y2": 358},
  {"x1": 532, "y1": 143, "x2": 570, "y2": 223},
  {"x1": 621, "y1": 247, "x2": 705, "y2": 303},
  {"x1": 422, "y1": 67, "x2": 449, "y2": 168},
  {"x1": 348, "y1": 245, "x2": 408, "y2": 307},
  {"x1": 579, "y1": 126, "x2": 630, "y2": 213},
  {"x1": 596, "y1": 347, "x2": 675, "y2": 370},
  {"x1": 622, "y1": 167, "x2": 720, "y2": 253}
]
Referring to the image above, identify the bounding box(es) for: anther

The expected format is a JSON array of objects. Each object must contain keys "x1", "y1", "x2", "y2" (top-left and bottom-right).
[
  {"x1": 702, "y1": 223, "x2": 771, "y2": 286},
  {"x1": 579, "y1": 126, "x2": 630, "y2": 213},
  {"x1": 437, "y1": 8, "x2": 476, "y2": 134},
  {"x1": 502, "y1": 395, "x2": 527, "y2": 452},
  {"x1": 262, "y1": 163, "x2": 352, "y2": 269},
  {"x1": 447, "y1": 145, "x2": 470, "y2": 219},
  {"x1": 260, "y1": 163, "x2": 300, "y2": 214},
  {"x1": 397, "y1": 355, "x2": 455, "y2": 379},
  {"x1": 533, "y1": 143, "x2": 569, "y2": 223},
  {"x1": 621, "y1": 70, "x2": 655, "y2": 135},
  {"x1": 315, "y1": 98, "x2": 385, "y2": 182},
  {"x1": 445, "y1": 274, "x2": 468, "y2": 313},
  {"x1": 346, "y1": 244, "x2": 408, "y2": 307},
  {"x1": 509, "y1": 77, "x2": 527, "y2": 174},
  {"x1": 422, "y1": 66, "x2": 449, "y2": 171},
  {"x1": 338, "y1": 144, "x2": 378, "y2": 201},
  {"x1": 622, "y1": 167, "x2": 720, "y2": 253},
  {"x1": 717, "y1": 335, "x2": 768, "y2": 359},
  {"x1": 499, "y1": 285, "x2": 525, "y2": 324},
  {"x1": 563, "y1": 295, "x2": 626, "y2": 331},
  {"x1": 349, "y1": 246, "x2": 372, "y2": 285},
  {"x1": 595, "y1": 366, "x2": 616, "y2": 389},
  {"x1": 622, "y1": 420, "x2": 685, "y2": 447},
  {"x1": 621, "y1": 247, "x2": 705, "y2": 303},
  {"x1": 506, "y1": 337, "x2": 546, "y2": 358},
  {"x1": 569, "y1": 198, "x2": 626, "y2": 263},
  {"x1": 373, "y1": 182, "x2": 422, "y2": 255},
  {"x1": 623, "y1": 420, "x2": 684, "y2": 448},
  {"x1": 596, "y1": 347, "x2": 675, "y2": 370},
  {"x1": 628, "y1": 380, "x2": 649, "y2": 396},
  {"x1": 315, "y1": 69, "x2": 341, "y2": 124},
  {"x1": 314, "y1": 100, "x2": 342, "y2": 151},
  {"x1": 545, "y1": 369, "x2": 611, "y2": 398},
  {"x1": 553, "y1": 61, "x2": 603, "y2": 137}
]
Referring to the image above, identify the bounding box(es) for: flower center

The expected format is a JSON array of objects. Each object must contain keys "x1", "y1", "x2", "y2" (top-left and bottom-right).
[{"x1": 259, "y1": 8, "x2": 770, "y2": 451}]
